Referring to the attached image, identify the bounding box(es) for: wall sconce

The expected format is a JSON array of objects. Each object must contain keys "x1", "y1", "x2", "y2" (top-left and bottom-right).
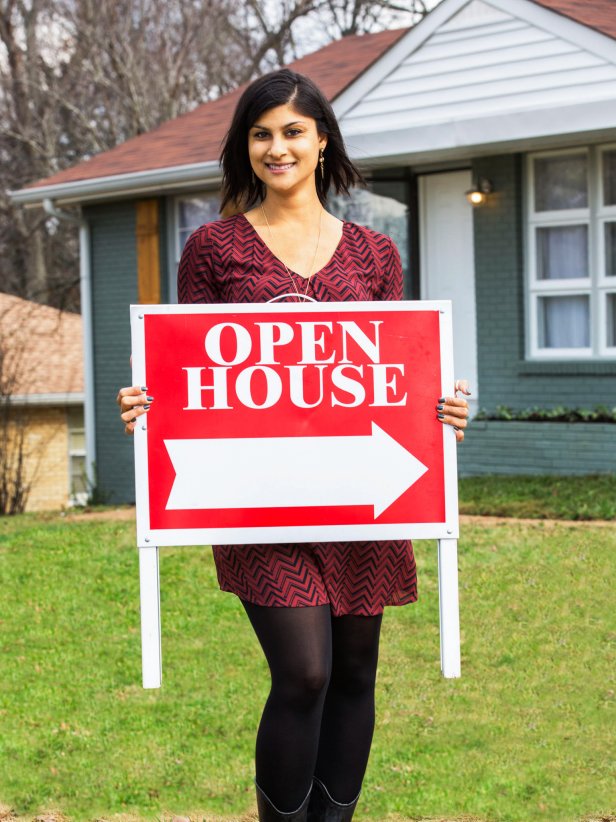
[{"x1": 466, "y1": 177, "x2": 493, "y2": 205}]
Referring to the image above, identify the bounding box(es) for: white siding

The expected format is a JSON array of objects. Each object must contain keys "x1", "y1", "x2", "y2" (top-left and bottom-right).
[{"x1": 341, "y1": 0, "x2": 616, "y2": 138}]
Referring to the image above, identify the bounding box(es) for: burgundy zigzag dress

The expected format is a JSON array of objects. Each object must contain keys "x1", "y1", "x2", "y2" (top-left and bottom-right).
[{"x1": 177, "y1": 213, "x2": 417, "y2": 616}]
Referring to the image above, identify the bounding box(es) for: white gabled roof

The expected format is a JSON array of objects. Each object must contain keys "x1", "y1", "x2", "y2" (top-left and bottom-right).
[{"x1": 336, "y1": 0, "x2": 616, "y2": 163}]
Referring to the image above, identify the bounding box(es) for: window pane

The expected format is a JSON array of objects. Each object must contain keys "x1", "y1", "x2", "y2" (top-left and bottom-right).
[
  {"x1": 177, "y1": 195, "x2": 220, "y2": 254},
  {"x1": 178, "y1": 228, "x2": 194, "y2": 251},
  {"x1": 605, "y1": 222, "x2": 616, "y2": 277},
  {"x1": 69, "y1": 429, "x2": 85, "y2": 451},
  {"x1": 538, "y1": 295, "x2": 590, "y2": 348},
  {"x1": 603, "y1": 150, "x2": 616, "y2": 206},
  {"x1": 607, "y1": 294, "x2": 616, "y2": 347},
  {"x1": 534, "y1": 154, "x2": 588, "y2": 211},
  {"x1": 178, "y1": 196, "x2": 220, "y2": 230},
  {"x1": 536, "y1": 225, "x2": 588, "y2": 279},
  {"x1": 328, "y1": 183, "x2": 411, "y2": 295},
  {"x1": 66, "y1": 406, "x2": 84, "y2": 429},
  {"x1": 71, "y1": 455, "x2": 87, "y2": 495}
]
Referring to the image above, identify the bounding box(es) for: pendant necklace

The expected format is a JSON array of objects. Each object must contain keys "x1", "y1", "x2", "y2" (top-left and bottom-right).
[{"x1": 261, "y1": 203, "x2": 323, "y2": 302}]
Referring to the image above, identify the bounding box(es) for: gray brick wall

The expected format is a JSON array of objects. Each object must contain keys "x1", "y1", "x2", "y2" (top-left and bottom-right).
[
  {"x1": 459, "y1": 421, "x2": 616, "y2": 475},
  {"x1": 86, "y1": 201, "x2": 137, "y2": 503},
  {"x1": 472, "y1": 155, "x2": 616, "y2": 414}
]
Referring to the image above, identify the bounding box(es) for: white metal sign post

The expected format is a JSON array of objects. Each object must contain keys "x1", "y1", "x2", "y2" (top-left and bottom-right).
[{"x1": 131, "y1": 301, "x2": 461, "y2": 688}]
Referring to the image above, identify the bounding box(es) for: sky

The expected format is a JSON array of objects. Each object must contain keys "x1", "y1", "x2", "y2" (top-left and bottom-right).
[{"x1": 289, "y1": 0, "x2": 445, "y2": 61}]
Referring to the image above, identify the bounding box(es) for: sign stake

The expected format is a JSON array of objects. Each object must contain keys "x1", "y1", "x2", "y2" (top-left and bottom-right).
[
  {"x1": 139, "y1": 545, "x2": 162, "y2": 688},
  {"x1": 437, "y1": 538, "x2": 461, "y2": 678}
]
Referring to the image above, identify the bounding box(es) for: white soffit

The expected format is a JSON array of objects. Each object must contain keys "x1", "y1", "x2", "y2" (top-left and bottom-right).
[{"x1": 335, "y1": 0, "x2": 616, "y2": 158}]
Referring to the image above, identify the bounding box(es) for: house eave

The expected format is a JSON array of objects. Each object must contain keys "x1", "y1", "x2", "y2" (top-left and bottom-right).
[
  {"x1": 9, "y1": 160, "x2": 222, "y2": 207},
  {"x1": 343, "y1": 99, "x2": 616, "y2": 167}
]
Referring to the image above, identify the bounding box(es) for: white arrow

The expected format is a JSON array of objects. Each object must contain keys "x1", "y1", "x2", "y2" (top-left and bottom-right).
[{"x1": 164, "y1": 423, "x2": 428, "y2": 519}]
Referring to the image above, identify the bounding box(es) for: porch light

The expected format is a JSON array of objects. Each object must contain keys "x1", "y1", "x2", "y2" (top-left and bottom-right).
[{"x1": 466, "y1": 178, "x2": 493, "y2": 205}]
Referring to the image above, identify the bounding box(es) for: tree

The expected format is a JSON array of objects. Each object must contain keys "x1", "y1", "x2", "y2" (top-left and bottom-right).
[
  {"x1": 1, "y1": 0, "x2": 434, "y2": 310},
  {"x1": 319, "y1": 0, "x2": 428, "y2": 37}
]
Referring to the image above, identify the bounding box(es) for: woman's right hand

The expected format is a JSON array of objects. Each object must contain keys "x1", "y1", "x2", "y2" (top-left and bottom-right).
[{"x1": 116, "y1": 386, "x2": 153, "y2": 435}]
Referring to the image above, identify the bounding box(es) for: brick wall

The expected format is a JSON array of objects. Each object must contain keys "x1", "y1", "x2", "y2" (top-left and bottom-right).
[
  {"x1": 459, "y1": 421, "x2": 616, "y2": 476},
  {"x1": 4, "y1": 406, "x2": 70, "y2": 511}
]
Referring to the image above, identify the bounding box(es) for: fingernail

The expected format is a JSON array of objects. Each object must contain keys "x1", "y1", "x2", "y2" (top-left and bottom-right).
[
  {"x1": 453, "y1": 426, "x2": 460, "y2": 431},
  {"x1": 438, "y1": 397, "x2": 445, "y2": 403},
  {"x1": 437, "y1": 413, "x2": 445, "y2": 420},
  {"x1": 436, "y1": 404, "x2": 444, "y2": 411},
  {"x1": 146, "y1": 396, "x2": 154, "y2": 402},
  {"x1": 143, "y1": 404, "x2": 151, "y2": 410},
  {"x1": 130, "y1": 417, "x2": 137, "y2": 423},
  {"x1": 140, "y1": 386, "x2": 148, "y2": 391}
]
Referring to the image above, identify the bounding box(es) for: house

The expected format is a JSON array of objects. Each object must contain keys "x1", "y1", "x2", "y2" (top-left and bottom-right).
[
  {"x1": 0, "y1": 293, "x2": 85, "y2": 511},
  {"x1": 10, "y1": 0, "x2": 616, "y2": 502}
]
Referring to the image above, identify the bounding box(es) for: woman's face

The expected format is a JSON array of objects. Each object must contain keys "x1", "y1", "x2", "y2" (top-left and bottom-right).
[{"x1": 248, "y1": 103, "x2": 326, "y2": 197}]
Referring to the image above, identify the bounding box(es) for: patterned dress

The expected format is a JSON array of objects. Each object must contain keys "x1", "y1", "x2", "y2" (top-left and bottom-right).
[{"x1": 177, "y1": 213, "x2": 417, "y2": 616}]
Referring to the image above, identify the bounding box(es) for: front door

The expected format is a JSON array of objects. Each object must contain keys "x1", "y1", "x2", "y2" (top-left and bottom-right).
[{"x1": 419, "y1": 170, "x2": 479, "y2": 414}]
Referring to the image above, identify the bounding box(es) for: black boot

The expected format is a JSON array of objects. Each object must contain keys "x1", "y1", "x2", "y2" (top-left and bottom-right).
[
  {"x1": 306, "y1": 777, "x2": 359, "y2": 821},
  {"x1": 256, "y1": 781, "x2": 311, "y2": 821}
]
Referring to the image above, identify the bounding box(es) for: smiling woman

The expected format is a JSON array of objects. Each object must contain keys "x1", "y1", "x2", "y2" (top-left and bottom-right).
[{"x1": 116, "y1": 67, "x2": 470, "y2": 822}]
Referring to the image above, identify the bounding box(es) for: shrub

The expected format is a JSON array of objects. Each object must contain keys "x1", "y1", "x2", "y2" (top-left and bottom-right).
[{"x1": 474, "y1": 405, "x2": 616, "y2": 423}]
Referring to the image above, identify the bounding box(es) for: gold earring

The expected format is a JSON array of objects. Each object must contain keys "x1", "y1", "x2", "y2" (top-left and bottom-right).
[{"x1": 319, "y1": 148, "x2": 325, "y2": 176}]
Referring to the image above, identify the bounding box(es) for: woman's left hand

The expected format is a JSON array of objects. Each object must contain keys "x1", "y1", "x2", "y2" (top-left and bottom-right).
[{"x1": 437, "y1": 379, "x2": 471, "y2": 443}]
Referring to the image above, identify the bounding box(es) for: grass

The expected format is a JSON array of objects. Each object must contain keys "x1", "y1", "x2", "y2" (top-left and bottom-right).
[
  {"x1": 458, "y1": 474, "x2": 616, "y2": 520},
  {"x1": 0, "y1": 503, "x2": 614, "y2": 821}
]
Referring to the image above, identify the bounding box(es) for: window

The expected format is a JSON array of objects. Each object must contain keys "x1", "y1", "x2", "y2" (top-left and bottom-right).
[
  {"x1": 175, "y1": 194, "x2": 221, "y2": 261},
  {"x1": 170, "y1": 193, "x2": 221, "y2": 302},
  {"x1": 171, "y1": 180, "x2": 413, "y2": 297},
  {"x1": 329, "y1": 178, "x2": 412, "y2": 297},
  {"x1": 67, "y1": 406, "x2": 87, "y2": 505},
  {"x1": 527, "y1": 146, "x2": 616, "y2": 358}
]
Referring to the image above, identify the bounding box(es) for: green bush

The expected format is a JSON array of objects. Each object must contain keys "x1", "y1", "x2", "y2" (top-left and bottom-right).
[{"x1": 474, "y1": 404, "x2": 616, "y2": 423}]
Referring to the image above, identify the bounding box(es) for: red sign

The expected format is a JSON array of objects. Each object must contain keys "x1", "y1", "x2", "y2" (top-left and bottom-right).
[{"x1": 131, "y1": 302, "x2": 458, "y2": 547}]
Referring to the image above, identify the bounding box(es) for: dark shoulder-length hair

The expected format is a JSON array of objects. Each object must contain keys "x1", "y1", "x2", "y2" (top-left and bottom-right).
[{"x1": 220, "y1": 68, "x2": 364, "y2": 212}]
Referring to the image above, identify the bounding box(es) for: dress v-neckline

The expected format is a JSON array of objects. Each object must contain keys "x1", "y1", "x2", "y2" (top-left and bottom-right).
[{"x1": 238, "y1": 212, "x2": 346, "y2": 281}]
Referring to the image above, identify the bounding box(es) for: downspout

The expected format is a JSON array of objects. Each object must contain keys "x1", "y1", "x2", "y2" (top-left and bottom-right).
[{"x1": 43, "y1": 199, "x2": 96, "y2": 497}]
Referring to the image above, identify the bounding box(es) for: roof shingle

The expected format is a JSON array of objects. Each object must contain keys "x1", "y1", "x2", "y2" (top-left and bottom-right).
[
  {"x1": 531, "y1": 0, "x2": 616, "y2": 41},
  {"x1": 0, "y1": 293, "x2": 83, "y2": 397}
]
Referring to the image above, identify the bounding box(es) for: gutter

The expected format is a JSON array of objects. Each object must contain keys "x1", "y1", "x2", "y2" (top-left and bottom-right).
[
  {"x1": 42, "y1": 199, "x2": 96, "y2": 498},
  {"x1": 11, "y1": 160, "x2": 221, "y2": 207}
]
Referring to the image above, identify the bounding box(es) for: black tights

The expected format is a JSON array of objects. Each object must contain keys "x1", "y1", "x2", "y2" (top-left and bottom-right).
[{"x1": 242, "y1": 601, "x2": 383, "y2": 811}]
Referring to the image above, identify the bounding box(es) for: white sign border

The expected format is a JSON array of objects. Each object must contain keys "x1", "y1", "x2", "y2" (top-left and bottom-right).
[{"x1": 130, "y1": 300, "x2": 459, "y2": 548}]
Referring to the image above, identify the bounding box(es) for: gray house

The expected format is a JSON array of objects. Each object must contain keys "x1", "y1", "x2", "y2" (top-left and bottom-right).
[{"x1": 12, "y1": 0, "x2": 616, "y2": 502}]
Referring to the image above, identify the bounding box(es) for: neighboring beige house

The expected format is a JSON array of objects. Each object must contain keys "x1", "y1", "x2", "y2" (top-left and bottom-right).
[{"x1": 0, "y1": 293, "x2": 85, "y2": 511}]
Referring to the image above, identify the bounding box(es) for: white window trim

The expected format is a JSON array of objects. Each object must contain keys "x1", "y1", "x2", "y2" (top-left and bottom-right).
[
  {"x1": 598, "y1": 145, "x2": 616, "y2": 355},
  {"x1": 525, "y1": 145, "x2": 616, "y2": 360}
]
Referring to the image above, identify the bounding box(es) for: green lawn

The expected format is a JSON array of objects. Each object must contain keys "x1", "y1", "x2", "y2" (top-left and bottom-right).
[
  {"x1": 459, "y1": 474, "x2": 616, "y2": 520},
  {"x1": 0, "y1": 510, "x2": 614, "y2": 822}
]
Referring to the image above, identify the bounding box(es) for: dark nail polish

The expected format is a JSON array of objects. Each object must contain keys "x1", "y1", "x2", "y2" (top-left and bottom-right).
[
  {"x1": 436, "y1": 404, "x2": 444, "y2": 411},
  {"x1": 437, "y1": 413, "x2": 445, "y2": 420},
  {"x1": 454, "y1": 426, "x2": 460, "y2": 431},
  {"x1": 146, "y1": 396, "x2": 154, "y2": 402},
  {"x1": 140, "y1": 386, "x2": 148, "y2": 391},
  {"x1": 143, "y1": 404, "x2": 151, "y2": 410},
  {"x1": 438, "y1": 397, "x2": 445, "y2": 403}
]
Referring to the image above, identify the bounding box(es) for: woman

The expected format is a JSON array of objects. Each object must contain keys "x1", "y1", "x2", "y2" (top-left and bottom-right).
[{"x1": 117, "y1": 69, "x2": 470, "y2": 822}]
